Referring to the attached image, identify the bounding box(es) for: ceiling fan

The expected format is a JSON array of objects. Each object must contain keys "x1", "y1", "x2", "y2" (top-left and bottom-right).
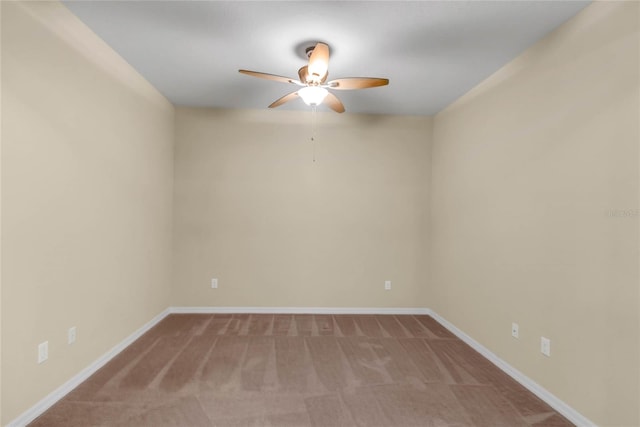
[{"x1": 239, "y1": 42, "x2": 389, "y2": 113}]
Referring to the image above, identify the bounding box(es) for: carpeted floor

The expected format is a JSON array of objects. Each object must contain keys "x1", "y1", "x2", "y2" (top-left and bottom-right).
[{"x1": 30, "y1": 314, "x2": 573, "y2": 426}]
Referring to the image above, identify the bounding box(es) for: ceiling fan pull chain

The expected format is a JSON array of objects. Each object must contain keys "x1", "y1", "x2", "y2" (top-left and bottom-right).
[{"x1": 311, "y1": 105, "x2": 317, "y2": 162}]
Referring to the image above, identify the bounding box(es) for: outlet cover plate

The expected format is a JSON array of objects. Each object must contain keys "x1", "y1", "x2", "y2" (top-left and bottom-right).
[
  {"x1": 541, "y1": 336, "x2": 551, "y2": 357},
  {"x1": 511, "y1": 322, "x2": 519, "y2": 339},
  {"x1": 38, "y1": 341, "x2": 48, "y2": 364}
]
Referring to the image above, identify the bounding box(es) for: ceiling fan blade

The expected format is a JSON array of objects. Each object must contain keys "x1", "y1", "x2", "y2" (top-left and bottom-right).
[
  {"x1": 239, "y1": 69, "x2": 302, "y2": 85},
  {"x1": 324, "y1": 92, "x2": 345, "y2": 113},
  {"x1": 326, "y1": 77, "x2": 389, "y2": 90},
  {"x1": 307, "y1": 42, "x2": 329, "y2": 82},
  {"x1": 268, "y1": 91, "x2": 299, "y2": 109}
]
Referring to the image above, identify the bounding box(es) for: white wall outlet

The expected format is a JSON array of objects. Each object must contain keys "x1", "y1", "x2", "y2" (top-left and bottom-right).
[
  {"x1": 38, "y1": 341, "x2": 49, "y2": 364},
  {"x1": 384, "y1": 280, "x2": 391, "y2": 290},
  {"x1": 68, "y1": 326, "x2": 77, "y2": 344},
  {"x1": 211, "y1": 278, "x2": 218, "y2": 289},
  {"x1": 511, "y1": 322, "x2": 519, "y2": 339},
  {"x1": 541, "y1": 336, "x2": 551, "y2": 357}
]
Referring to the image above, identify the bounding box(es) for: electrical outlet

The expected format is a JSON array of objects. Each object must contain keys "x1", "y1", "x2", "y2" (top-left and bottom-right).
[
  {"x1": 511, "y1": 322, "x2": 519, "y2": 339},
  {"x1": 38, "y1": 341, "x2": 48, "y2": 364},
  {"x1": 68, "y1": 327, "x2": 77, "y2": 344},
  {"x1": 541, "y1": 337, "x2": 551, "y2": 357},
  {"x1": 211, "y1": 278, "x2": 218, "y2": 289},
  {"x1": 384, "y1": 280, "x2": 391, "y2": 290}
]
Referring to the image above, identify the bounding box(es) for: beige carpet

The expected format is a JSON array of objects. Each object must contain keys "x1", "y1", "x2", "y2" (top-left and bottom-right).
[{"x1": 30, "y1": 314, "x2": 573, "y2": 426}]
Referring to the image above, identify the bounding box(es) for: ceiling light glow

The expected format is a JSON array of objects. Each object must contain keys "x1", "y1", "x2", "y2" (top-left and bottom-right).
[{"x1": 298, "y1": 86, "x2": 328, "y2": 106}]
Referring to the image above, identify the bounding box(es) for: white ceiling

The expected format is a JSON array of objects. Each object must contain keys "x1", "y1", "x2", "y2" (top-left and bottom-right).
[{"x1": 63, "y1": 1, "x2": 590, "y2": 116}]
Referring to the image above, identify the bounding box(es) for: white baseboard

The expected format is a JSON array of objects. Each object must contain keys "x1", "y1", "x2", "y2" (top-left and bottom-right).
[
  {"x1": 6, "y1": 308, "x2": 171, "y2": 427},
  {"x1": 170, "y1": 306, "x2": 432, "y2": 315},
  {"x1": 428, "y1": 311, "x2": 596, "y2": 427},
  {"x1": 8, "y1": 306, "x2": 593, "y2": 427}
]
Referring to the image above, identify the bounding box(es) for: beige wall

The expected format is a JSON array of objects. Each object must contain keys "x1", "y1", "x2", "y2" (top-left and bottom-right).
[
  {"x1": 0, "y1": 2, "x2": 3, "y2": 424},
  {"x1": 1, "y1": 2, "x2": 174, "y2": 424},
  {"x1": 173, "y1": 108, "x2": 431, "y2": 308},
  {"x1": 430, "y1": 2, "x2": 639, "y2": 426}
]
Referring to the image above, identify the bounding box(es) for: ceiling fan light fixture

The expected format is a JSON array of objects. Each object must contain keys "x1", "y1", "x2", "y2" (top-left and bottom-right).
[
  {"x1": 298, "y1": 86, "x2": 328, "y2": 106},
  {"x1": 239, "y1": 41, "x2": 388, "y2": 113}
]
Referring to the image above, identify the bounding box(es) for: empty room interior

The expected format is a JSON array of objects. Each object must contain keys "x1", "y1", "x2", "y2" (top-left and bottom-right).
[{"x1": 1, "y1": 1, "x2": 639, "y2": 426}]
